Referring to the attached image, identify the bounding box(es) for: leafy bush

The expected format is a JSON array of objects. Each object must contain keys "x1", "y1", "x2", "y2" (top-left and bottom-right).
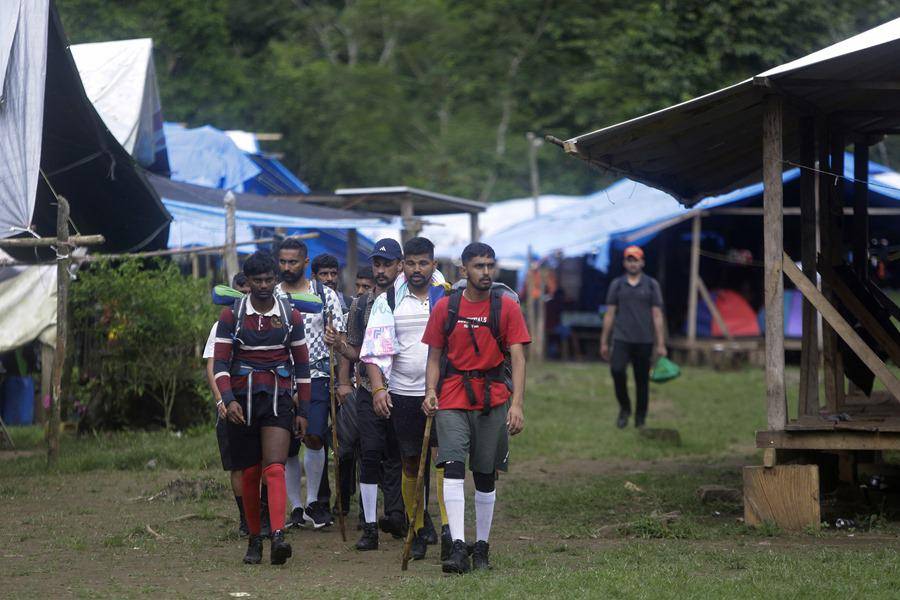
[{"x1": 71, "y1": 259, "x2": 218, "y2": 430}]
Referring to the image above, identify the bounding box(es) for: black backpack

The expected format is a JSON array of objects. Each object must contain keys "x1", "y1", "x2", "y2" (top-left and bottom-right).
[{"x1": 438, "y1": 286, "x2": 515, "y2": 414}]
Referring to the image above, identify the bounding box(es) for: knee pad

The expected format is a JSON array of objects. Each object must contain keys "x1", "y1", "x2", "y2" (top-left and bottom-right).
[
  {"x1": 473, "y1": 471, "x2": 496, "y2": 493},
  {"x1": 443, "y1": 461, "x2": 465, "y2": 480}
]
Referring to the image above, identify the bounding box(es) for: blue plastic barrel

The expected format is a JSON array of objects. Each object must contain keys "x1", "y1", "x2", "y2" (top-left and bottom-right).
[{"x1": 1, "y1": 376, "x2": 35, "y2": 425}]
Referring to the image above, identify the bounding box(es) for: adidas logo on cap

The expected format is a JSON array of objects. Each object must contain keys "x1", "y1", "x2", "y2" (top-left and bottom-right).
[{"x1": 379, "y1": 246, "x2": 387, "y2": 251}]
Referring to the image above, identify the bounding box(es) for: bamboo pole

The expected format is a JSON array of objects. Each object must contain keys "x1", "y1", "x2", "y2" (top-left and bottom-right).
[
  {"x1": 48, "y1": 197, "x2": 70, "y2": 465},
  {"x1": 686, "y1": 214, "x2": 701, "y2": 361}
]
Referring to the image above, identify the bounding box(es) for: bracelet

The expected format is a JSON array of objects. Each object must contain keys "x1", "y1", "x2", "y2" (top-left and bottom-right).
[
  {"x1": 372, "y1": 386, "x2": 387, "y2": 395},
  {"x1": 216, "y1": 400, "x2": 224, "y2": 407}
]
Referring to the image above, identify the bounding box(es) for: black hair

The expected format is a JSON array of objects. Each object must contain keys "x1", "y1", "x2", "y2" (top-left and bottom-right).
[
  {"x1": 231, "y1": 272, "x2": 249, "y2": 288},
  {"x1": 311, "y1": 253, "x2": 339, "y2": 274},
  {"x1": 461, "y1": 242, "x2": 495, "y2": 264},
  {"x1": 403, "y1": 236, "x2": 434, "y2": 259},
  {"x1": 277, "y1": 237, "x2": 308, "y2": 259},
  {"x1": 356, "y1": 265, "x2": 374, "y2": 280},
  {"x1": 243, "y1": 251, "x2": 277, "y2": 276}
]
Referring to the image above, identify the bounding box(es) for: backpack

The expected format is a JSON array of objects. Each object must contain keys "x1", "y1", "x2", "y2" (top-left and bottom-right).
[
  {"x1": 232, "y1": 294, "x2": 295, "y2": 347},
  {"x1": 437, "y1": 283, "x2": 518, "y2": 414}
]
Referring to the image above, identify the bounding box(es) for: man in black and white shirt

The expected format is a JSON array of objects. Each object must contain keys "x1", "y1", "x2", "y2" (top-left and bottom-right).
[{"x1": 276, "y1": 238, "x2": 346, "y2": 529}]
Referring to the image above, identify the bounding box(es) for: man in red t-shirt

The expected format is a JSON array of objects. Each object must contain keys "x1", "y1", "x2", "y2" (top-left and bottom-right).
[{"x1": 422, "y1": 242, "x2": 530, "y2": 573}]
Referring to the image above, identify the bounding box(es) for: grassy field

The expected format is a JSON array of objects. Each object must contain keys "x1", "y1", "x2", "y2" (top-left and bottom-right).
[{"x1": 2, "y1": 362, "x2": 900, "y2": 598}]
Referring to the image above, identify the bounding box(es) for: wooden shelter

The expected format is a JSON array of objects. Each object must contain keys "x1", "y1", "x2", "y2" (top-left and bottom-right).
[{"x1": 561, "y1": 18, "x2": 900, "y2": 528}]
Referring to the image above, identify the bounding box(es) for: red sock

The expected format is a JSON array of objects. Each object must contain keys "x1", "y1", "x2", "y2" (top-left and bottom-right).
[
  {"x1": 241, "y1": 464, "x2": 262, "y2": 535},
  {"x1": 263, "y1": 463, "x2": 287, "y2": 532}
]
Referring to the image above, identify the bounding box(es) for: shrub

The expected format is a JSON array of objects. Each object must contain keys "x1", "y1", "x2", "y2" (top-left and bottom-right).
[{"x1": 71, "y1": 259, "x2": 218, "y2": 429}]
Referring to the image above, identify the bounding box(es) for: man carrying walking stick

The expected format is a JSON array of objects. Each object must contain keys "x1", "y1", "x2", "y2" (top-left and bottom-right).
[{"x1": 422, "y1": 242, "x2": 531, "y2": 573}]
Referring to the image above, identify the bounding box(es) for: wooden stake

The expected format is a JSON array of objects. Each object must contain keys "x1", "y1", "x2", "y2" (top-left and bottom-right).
[
  {"x1": 48, "y1": 197, "x2": 71, "y2": 465},
  {"x1": 697, "y1": 277, "x2": 731, "y2": 340},
  {"x1": 853, "y1": 141, "x2": 869, "y2": 276},
  {"x1": 223, "y1": 191, "x2": 238, "y2": 283},
  {"x1": 763, "y1": 95, "x2": 786, "y2": 431}
]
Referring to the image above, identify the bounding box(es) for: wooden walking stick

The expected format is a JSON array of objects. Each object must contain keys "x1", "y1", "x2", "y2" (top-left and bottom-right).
[
  {"x1": 327, "y1": 315, "x2": 347, "y2": 542},
  {"x1": 401, "y1": 413, "x2": 433, "y2": 570}
]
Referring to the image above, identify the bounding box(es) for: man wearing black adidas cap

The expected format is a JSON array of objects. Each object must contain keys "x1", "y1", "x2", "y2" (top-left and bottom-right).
[{"x1": 326, "y1": 238, "x2": 406, "y2": 550}]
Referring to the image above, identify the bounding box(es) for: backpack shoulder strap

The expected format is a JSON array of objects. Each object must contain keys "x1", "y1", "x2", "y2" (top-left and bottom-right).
[
  {"x1": 488, "y1": 288, "x2": 504, "y2": 346},
  {"x1": 444, "y1": 288, "x2": 463, "y2": 340},
  {"x1": 387, "y1": 286, "x2": 396, "y2": 312},
  {"x1": 232, "y1": 296, "x2": 247, "y2": 340}
]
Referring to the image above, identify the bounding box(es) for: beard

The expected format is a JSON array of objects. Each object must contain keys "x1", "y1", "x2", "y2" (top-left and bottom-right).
[
  {"x1": 470, "y1": 277, "x2": 492, "y2": 291},
  {"x1": 281, "y1": 269, "x2": 301, "y2": 283}
]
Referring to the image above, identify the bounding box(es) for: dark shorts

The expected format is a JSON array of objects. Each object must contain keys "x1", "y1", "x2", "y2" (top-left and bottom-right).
[
  {"x1": 226, "y1": 392, "x2": 295, "y2": 470},
  {"x1": 289, "y1": 377, "x2": 330, "y2": 455},
  {"x1": 436, "y1": 404, "x2": 509, "y2": 474},
  {"x1": 215, "y1": 415, "x2": 235, "y2": 471},
  {"x1": 390, "y1": 393, "x2": 436, "y2": 458}
]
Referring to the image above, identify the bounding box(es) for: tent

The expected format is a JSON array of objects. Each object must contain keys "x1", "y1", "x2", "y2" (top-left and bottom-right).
[
  {"x1": 692, "y1": 289, "x2": 761, "y2": 338},
  {"x1": 70, "y1": 38, "x2": 169, "y2": 173},
  {"x1": 163, "y1": 122, "x2": 261, "y2": 191},
  {"x1": 0, "y1": 0, "x2": 171, "y2": 257},
  {"x1": 149, "y1": 174, "x2": 387, "y2": 265}
]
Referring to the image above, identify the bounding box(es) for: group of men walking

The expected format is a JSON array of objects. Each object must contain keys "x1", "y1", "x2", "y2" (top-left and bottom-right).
[{"x1": 208, "y1": 236, "x2": 530, "y2": 574}]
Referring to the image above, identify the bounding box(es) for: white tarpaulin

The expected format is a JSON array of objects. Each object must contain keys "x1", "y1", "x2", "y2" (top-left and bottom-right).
[
  {"x1": 70, "y1": 38, "x2": 168, "y2": 171},
  {"x1": 0, "y1": 0, "x2": 49, "y2": 240},
  {"x1": 0, "y1": 262, "x2": 57, "y2": 352}
]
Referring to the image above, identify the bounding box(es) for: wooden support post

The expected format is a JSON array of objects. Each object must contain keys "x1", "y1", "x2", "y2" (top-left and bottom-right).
[
  {"x1": 799, "y1": 117, "x2": 820, "y2": 415},
  {"x1": 829, "y1": 133, "x2": 847, "y2": 409},
  {"x1": 763, "y1": 96, "x2": 787, "y2": 430},
  {"x1": 819, "y1": 125, "x2": 843, "y2": 412},
  {"x1": 743, "y1": 464, "x2": 820, "y2": 531},
  {"x1": 686, "y1": 213, "x2": 701, "y2": 361},
  {"x1": 783, "y1": 256, "x2": 900, "y2": 401},
  {"x1": 345, "y1": 229, "x2": 359, "y2": 294},
  {"x1": 469, "y1": 212, "x2": 480, "y2": 243},
  {"x1": 223, "y1": 191, "x2": 238, "y2": 283},
  {"x1": 853, "y1": 141, "x2": 869, "y2": 276},
  {"x1": 400, "y1": 198, "x2": 420, "y2": 244},
  {"x1": 48, "y1": 197, "x2": 71, "y2": 465},
  {"x1": 191, "y1": 254, "x2": 200, "y2": 279}
]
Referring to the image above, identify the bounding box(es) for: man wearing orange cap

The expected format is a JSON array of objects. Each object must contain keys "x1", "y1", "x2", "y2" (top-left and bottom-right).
[{"x1": 600, "y1": 245, "x2": 666, "y2": 429}]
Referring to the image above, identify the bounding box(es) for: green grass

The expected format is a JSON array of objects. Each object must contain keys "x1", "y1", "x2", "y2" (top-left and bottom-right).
[{"x1": 4, "y1": 362, "x2": 900, "y2": 597}]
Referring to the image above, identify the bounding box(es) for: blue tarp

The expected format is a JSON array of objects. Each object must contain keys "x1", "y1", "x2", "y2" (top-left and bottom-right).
[
  {"x1": 244, "y1": 154, "x2": 311, "y2": 195},
  {"x1": 477, "y1": 154, "x2": 897, "y2": 272},
  {"x1": 164, "y1": 122, "x2": 261, "y2": 190}
]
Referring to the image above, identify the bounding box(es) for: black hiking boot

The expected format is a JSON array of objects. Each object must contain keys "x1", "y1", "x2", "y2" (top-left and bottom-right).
[
  {"x1": 616, "y1": 411, "x2": 630, "y2": 429},
  {"x1": 441, "y1": 539, "x2": 471, "y2": 574},
  {"x1": 411, "y1": 530, "x2": 427, "y2": 561},
  {"x1": 270, "y1": 530, "x2": 292, "y2": 565},
  {"x1": 238, "y1": 516, "x2": 249, "y2": 538},
  {"x1": 635, "y1": 417, "x2": 646, "y2": 429},
  {"x1": 421, "y1": 511, "x2": 438, "y2": 545},
  {"x1": 356, "y1": 522, "x2": 379, "y2": 551},
  {"x1": 379, "y1": 511, "x2": 407, "y2": 539},
  {"x1": 440, "y1": 525, "x2": 453, "y2": 561},
  {"x1": 289, "y1": 506, "x2": 305, "y2": 529},
  {"x1": 243, "y1": 535, "x2": 263, "y2": 564},
  {"x1": 472, "y1": 540, "x2": 491, "y2": 570},
  {"x1": 305, "y1": 501, "x2": 330, "y2": 529}
]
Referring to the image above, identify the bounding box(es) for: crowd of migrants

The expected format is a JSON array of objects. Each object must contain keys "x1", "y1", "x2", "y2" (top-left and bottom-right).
[{"x1": 204, "y1": 237, "x2": 661, "y2": 571}]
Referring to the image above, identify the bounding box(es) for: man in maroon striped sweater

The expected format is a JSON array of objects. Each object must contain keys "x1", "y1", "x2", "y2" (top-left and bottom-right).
[{"x1": 214, "y1": 252, "x2": 312, "y2": 565}]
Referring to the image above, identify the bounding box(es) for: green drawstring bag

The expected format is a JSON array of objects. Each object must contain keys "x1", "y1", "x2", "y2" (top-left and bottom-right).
[{"x1": 650, "y1": 356, "x2": 681, "y2": 383}]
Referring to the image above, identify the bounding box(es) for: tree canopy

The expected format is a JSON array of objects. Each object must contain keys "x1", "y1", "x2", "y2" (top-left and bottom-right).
[{"x1": 58, "y1": 0, "x2": 899, "y2": 201}]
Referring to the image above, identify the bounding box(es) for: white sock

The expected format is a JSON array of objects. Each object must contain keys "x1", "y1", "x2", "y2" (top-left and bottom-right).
[
  {"x1": 474, "y1": 490, "x2": 496, "y2": 543},
  {"x1": 360, "y1": 483, "x2": 378, "y2": 524},
  {"x1": 285, "y1": 454, "x2": 303, "y2": 510},
  {"x1": 304, "y1": 447, "x2": 325, "y2": 506},
  {"x1": 444, "y1": 478, "x2": 466, "y2": 542}
]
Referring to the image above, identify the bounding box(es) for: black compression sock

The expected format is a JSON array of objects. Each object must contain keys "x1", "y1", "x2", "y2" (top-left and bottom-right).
[{"x1": 235, "y1": 495, "x2": 246, "y2": 519}]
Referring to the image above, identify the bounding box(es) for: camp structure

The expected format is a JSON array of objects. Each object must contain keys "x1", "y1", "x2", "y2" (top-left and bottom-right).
[
  {"x1": 70, "y1": 38, "x2": 169, "y2": 173},
  {"x1": 0, "y1": 1, "x2": 171, "y2": 454},
  {"x1": 561, "y1": 17, "x2": 900, "y2": 529}
]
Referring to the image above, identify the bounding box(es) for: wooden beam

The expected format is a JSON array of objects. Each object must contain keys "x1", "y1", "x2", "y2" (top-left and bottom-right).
[
  {"x1": 469, "y1": 212, "x2": 480, "y2": 243},
  {"x1": 224, "y1": 191, "x2": 238, "y2": 283},
  {"x1": 696, "y1": 277, "x2": 732, "y2": 340},
  {"x1": 76, "y1": 234, "x2": 319, "y2": 262},
  {"x1": 783, "y1": 255, "x2": 900, "y2": 401},
  {"x1": 743, "y1": 465, "x2": 820, "y2": 531},
  {"x1": 0, "y1": 234, "x2": 104, "y2": 248},
  {"x1": 853, "y1": 143, "x2": 869, "y2": 276},
  {"x1": 818, "y1": 261, "x2": 900, "y2": 368},
  {"x1": 780, "y1": 79, "x2": 900, "y2": 90},
  {"x1": 344, "y1": 229, "x2": 359, "y2": 294},
  {"x1": 686, "y1": 214, "x2": 700, "y2": 353},
  {"x1": 706, "y1": 207, "x2": 900, "y2": 216},
  {"x1": 757, "y1": 429, "x2": 900, "y2": 450},
  {"x1": 799, "y1": 117, "x2": 819, "y2": 416},
  {"x1": 763, "y1": 96, "x2": 787, "y2": 431}
]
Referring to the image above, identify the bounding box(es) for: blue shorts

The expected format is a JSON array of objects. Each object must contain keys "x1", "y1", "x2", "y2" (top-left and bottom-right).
[{"x1": 289, "y1": 377, "x2": 330, "y2": 454}]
